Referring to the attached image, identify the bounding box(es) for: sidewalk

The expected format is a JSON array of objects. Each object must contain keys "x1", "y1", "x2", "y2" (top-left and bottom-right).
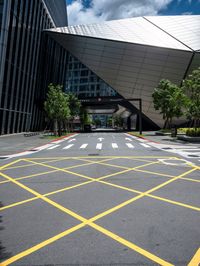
[
  {"x1": 129, "y1": 131, "x2": 199, "y2": 146},
  {"x1": 0, "y1": 133, "x2": 58, "y2": 156}
]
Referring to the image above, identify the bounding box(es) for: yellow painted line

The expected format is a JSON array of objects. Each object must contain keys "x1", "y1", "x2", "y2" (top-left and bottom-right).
[
  {"x1": 23, "y1": 158, "x2": 115, "y2": 182},
  {"x1": 1, "y1": 223, "x2": 86, "y2": 266},
  {"x1": 25, "y1": 156, "x2": 176, "y2": 160},
  {"x1": 88, "y1": 222, "x2": 174, "y2": 266},
  {"x1": 145, "y1": 167, "x2": 198, "y2": 195},
  {"x1": 0, "y1": 159, "x2": 22, "y2": 171},
  {"x1": 0, "y1": 197, "x2": 38, "y2": 211},
  {"x1": 188, "y1": 248, "x2": 200, "y2": 266},
  {"x1": 181, "y1": 177, "x2": 200, "y2": 183},
  {"x1": 147, "y1": 194, "x2": 200, "y2": 212},
  {"x1": 0, "y1": 171, "x2": 88, "y2": 223},
  {"x1": 0, "y1": 169, "x2": 58, "y2": 185},
  {"x1": 133, "y1": 168, "x2": 200, "y2": 184},
  {"x1": 0, "y1": 159, "x2": 109, "y2": 185},
  {"x1": 98, "y1": 179, "x2": 200, "y2": 212},
  {"x1": 1, "y1": 218, "x2": 173, "y2": 266},
  {"x1": 99, "y1": 180, "x2": 142, "y2": 194},
  {"x1": 90, "y1": 167, "x2": 198, "y2": 222},
  {"x1": 0, "y1": 158, "x2": 64, "y2": 171},
  {"x1": 135, "y1": 168, "x2": 175, "y2": 178},
  {"x1": 0, "y1": 180, "x2": 92, "y2": 211},
  {"x1": 0, "y1": 173, "x2": 173, "y2": 266}
]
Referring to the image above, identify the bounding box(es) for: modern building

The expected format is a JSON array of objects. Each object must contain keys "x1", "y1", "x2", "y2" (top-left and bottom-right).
[
  {"x1": 66, "y1": 53, "x2": 117, "y2": 98},
  {"x1": 0, "y1": 0, "x2": 68, "y2": 134},
  {"x1": 47, "y1": 15, "x2": 200, "y2": 129}
]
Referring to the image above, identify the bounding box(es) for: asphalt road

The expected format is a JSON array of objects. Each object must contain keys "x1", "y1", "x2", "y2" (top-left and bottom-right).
[{"x1": 0, "y1": 132, "x2": 200, "y2": 266}]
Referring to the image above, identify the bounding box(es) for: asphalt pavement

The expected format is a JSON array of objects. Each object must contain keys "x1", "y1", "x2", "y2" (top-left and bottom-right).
[{"x1": 0, "y1": 132, "x2": 200, "y2": 265}]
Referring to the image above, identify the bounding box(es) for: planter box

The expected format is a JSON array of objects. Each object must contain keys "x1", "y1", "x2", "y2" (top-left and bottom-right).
[{"x1": 177, "y1": 135, "x2": 200, "y2": 142}]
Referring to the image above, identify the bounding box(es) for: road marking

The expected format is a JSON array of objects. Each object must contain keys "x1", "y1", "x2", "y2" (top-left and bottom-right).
[
  {"x1": 47, "y1": 145, "x2": 60, "y2": 150},
  {"x1": 140, "y1": 143, "x2": 150, "y2": 148},
  {"x1": 80, "y1": 143, "x2": 88, "y2": 149},
  {"x1": 98, "y1": 137, "x2": 104, "y2": 141},
  {"x1": 96, "y1": 143, "x2": 102, "y2": 150},
  {"x1": 63, "y1": 144, "x2": 74, "y2": 150},
  {"x1": 0, "y1": 166, "x2": 173, "y2": 266},
  {"x1": 125, "y1": 138, "x2": 132, "y2": 141},
  {"x1": 68, "y1": 138, "x2": 76, "y2": 143},
  {"x1": 188, "y1": 248, "x2": 200, "y2": 266},
  {"x1": 112, "y1": 143, "x2": 118, "y2": 149},
  {"x1": 126, "y1": 143, "x2": 134, "y2": 149}
]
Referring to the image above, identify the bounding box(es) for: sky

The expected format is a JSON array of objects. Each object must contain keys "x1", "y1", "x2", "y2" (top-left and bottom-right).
[{"x1": 66, "y1": 0, "x2": 200, "y2": 25}]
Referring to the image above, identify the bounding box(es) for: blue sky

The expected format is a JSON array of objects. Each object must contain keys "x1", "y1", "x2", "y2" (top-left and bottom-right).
[{"x1": 66, "y1": 0, "x2": 200, "y2": 25}]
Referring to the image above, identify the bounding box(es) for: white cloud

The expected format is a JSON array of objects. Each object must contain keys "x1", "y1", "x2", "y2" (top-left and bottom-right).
[{"x1": 67, "y1": 0, "x2": 173, "y2": 25}]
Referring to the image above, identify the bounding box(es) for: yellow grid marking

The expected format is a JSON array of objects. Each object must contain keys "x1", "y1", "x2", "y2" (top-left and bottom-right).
[
  {"x1": 0, "y1": 159, "x2": 22, "y2": 171},
  {"x1": 0, "y1": 158, "x2": 67, "y2": 171},
  {"x1": 0, "y1": 156, "x2": 198, "y2": 265},
  {"x1": 0, "y1": 171, "x2": 173, "y2": 266},
  {"x1": 188, "y1": 248, "x2": 200, "y2": 266},
  {"x1": 1, "y1": 158, "x2": 199, "y2": 213},
  {"x1": 0, "y1": 158, "x2": 114, "y2": 185}
]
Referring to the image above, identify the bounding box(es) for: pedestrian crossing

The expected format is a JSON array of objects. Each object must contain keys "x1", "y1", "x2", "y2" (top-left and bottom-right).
[{"x1": 45, "y1": 142, "x2": 151, "y2": 151}]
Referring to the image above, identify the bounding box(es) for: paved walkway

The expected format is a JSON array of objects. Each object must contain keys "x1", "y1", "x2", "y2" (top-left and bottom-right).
[{"x1": 0, "y1": 133, "x2": 54, "y2": 156}]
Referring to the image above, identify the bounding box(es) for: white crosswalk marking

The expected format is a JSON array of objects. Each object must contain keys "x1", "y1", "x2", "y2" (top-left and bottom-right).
[
  {"x1": 68, "y1": 138, "x2": 76, "y2": 143},
  {"x1": 140, "y1": 143, "x2": 150, "y2": 148},
  {"x1": 112, "y1": 143, "x2": 118, "y2": 149},
  {"x1": 47, "y1": 145, "x2": 60, "y2": 150},
  {"x1": 80, "y1": 144, "x2": 88, "y2": 149},
  {"x1": 96, "y1": 143, "x2": 102, "y2": 150},
  {"x1": 125, "y1": 138, "x2": 132, "y2": 141},
  {"x1": 126, "y1": 143, "x2": 134, "y2": 149},
  {"x1": 63, "y1": 144, "x2": 74, "y2": 150}
]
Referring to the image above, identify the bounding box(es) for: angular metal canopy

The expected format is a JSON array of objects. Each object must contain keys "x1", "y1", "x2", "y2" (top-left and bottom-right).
[{"x1": 46, "y1": 15, "x2": 200, "y2": 127}]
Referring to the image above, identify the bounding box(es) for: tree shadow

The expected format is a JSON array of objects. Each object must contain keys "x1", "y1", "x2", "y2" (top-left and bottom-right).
[{"x1": 0, "y1": 202, "x2": 12, "y2": 262}]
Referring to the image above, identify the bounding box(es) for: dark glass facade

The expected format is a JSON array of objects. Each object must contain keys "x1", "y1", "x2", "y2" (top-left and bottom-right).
[
  {"x1": 66, "y1": 54, "x2": 118, "y2": 98},
  {"x1": 0, "y1": 0, "x2": 68, "y2": 134}
]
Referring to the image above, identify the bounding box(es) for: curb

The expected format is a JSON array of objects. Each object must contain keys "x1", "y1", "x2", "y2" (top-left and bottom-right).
[{"x1": 0, "y1": 133, "x2": 78, "y2": 160}]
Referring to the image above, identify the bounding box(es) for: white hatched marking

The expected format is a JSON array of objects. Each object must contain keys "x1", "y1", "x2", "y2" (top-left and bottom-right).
[
  {"x1": 47, "y1": 145, "x2": 60, "y2": 150},
  {"x1": 80, "y1": 144, "x2": 88, "y2": 149},
  {"x1": 63, "y1": 144, "x2": 74, "y2": 150},
  {"x1": 112, "y1": 143, "x2": 118, "y2": 149},
  {"x1": 126, "y1": 143, "x2": 134, "y2": 149},
  {"x1": 96, "y1": 143, "x2": 102, "y2": 150},
  {"x1": 140, "y1": 143, "x2": 150, "y2": 148}
]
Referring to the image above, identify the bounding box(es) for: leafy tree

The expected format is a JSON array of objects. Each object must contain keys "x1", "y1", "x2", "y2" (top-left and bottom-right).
[
  {"x1": 44, "y1": 84, "x2": 70, "y2": 136},
  {"x1": 152, "y1": 79, "x2": 186, "y2": 129},
  {"x1": 182, "y1": 67, "x2": 200, "y2": 128},
  {"x1": 113, "y1": 115, "x2": 123, "y2": 128},
  {"x1": 67, "y1": 93, "x2": 81, "y2": 131},
  {"x1": 93, "y1": 118, "x2": 101, "y2": 127},
  {"x1": 80, "y1": 107, "x2": 92, "y2": 129}
]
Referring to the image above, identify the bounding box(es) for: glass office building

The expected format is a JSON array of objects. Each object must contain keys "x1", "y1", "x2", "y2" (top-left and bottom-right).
[
  {"x1": 66, "y1": 53, "x2": 117, "y2": 98},
  {"x1": 0, "y1": 0, "x2": 68, "y2": 134}
]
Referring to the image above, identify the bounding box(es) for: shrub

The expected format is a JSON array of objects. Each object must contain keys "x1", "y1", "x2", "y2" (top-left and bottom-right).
[{"x1": 186, "y1": 128, "x2": 200, "y2": 137}]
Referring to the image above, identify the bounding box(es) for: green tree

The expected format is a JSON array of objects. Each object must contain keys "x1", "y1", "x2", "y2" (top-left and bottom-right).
[
  {"x1": 152, "y1": 79, "x2": 186, "y2": 129},
  {"x1": 44, "y1": 83, "x2": 70, "y2": 136},
  {"x1": 113, "y1": 115, "x2": 123, "y2": 128},
  {"x1": 67, "y1": 93, "x2": 81, "y2": 131},
  {"x1": 182, "y1": 67, "x2": 200, "y2": 128},
  {"x1": 80, "y1": 107, "x2": 92, "y2": 129},
  {"x1": 93, "y1": 118, "x2": 101, "y2": 127}
]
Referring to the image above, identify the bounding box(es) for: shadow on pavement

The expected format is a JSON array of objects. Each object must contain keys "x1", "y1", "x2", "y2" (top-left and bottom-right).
[{"x1": 0, "y1": 202, "x2": 11, "y2": 262}]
